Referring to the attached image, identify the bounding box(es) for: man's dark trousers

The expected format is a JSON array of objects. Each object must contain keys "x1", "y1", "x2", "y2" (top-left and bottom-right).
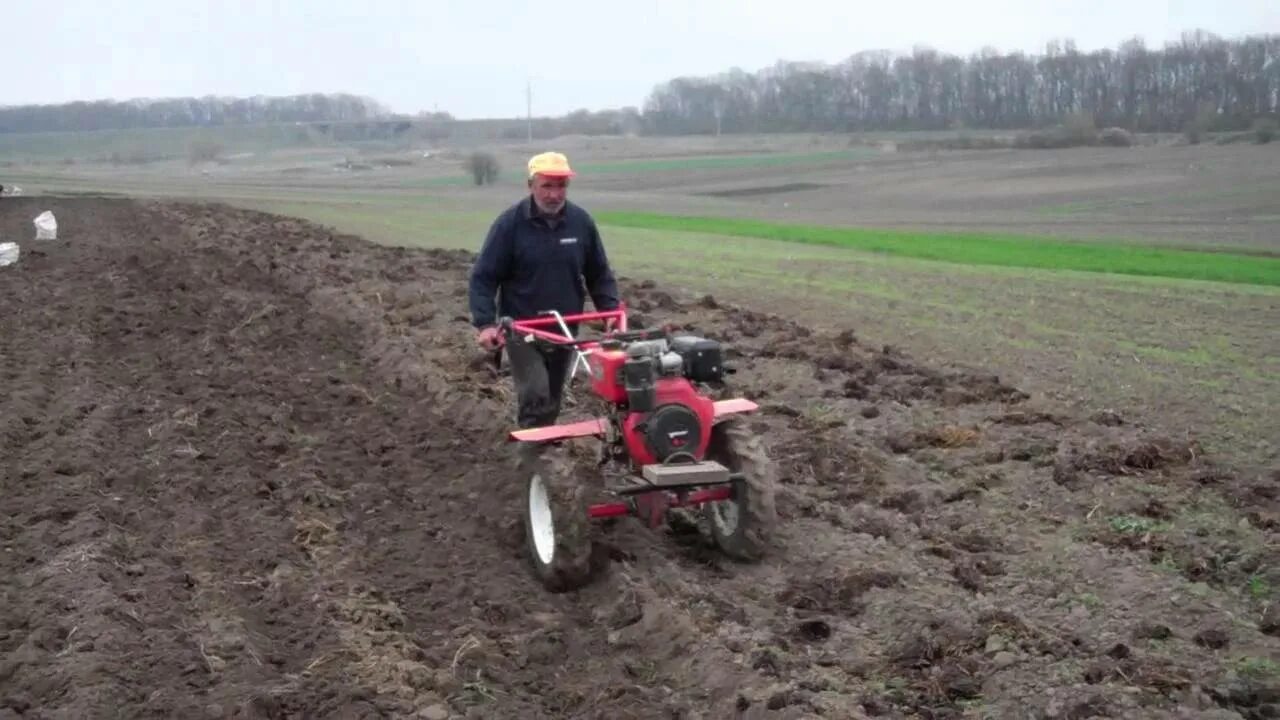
[{"x1": 505, "y1": 337, "x2": 573, "y2": 429}]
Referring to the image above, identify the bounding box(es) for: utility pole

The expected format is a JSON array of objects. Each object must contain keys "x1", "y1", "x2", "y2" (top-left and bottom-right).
[{"x1": 526, "y1": 79, "x2": 533, "y2": 144}]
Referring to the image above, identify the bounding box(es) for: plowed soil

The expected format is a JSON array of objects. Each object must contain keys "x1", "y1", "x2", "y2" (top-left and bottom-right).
[{"x1": 2, "y1": 197, "x2": 1278, "y2": 720}]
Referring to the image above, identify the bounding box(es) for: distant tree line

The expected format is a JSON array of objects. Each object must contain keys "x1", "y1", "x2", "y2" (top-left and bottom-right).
[
  {"x1": 4, "y1": 31, "x2": 1275, "y2": 139},
  {"x1": 641, "y1": 31, "x2": 1280, "y2": 134},
  {"x1": 0, "y1": 93, "x2": 388, "y2": 134}
]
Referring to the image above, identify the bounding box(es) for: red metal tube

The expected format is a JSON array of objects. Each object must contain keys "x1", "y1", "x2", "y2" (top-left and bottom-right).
[
  {"x1": 587, "y1": 485, "x2": 732, "y2": 521},
  {"x1": 512, "y1": 325, "x2": 595, "y2": 345},
  {"x1": 587, "y1": 502, "x2": 633, "y2": 519},
  {"x1": 674, "y1": 486, "x2": 734, "y2": 506},
  {"x1": 511, "y1": 307, "x2": 626, "y2": 329},
  {"x1": 510, "y1": 306, "x2": 629, "y2": 343}
]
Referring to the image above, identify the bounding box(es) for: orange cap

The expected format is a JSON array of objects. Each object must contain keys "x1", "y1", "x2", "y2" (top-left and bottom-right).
[{"x1": 527, "y1": 151, "x2": 575, "y2": 178}]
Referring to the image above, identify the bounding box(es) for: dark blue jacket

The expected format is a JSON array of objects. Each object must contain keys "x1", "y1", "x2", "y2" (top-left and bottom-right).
[{"x1": 468, "y1": 196, "x2": 620, "y2": 329}]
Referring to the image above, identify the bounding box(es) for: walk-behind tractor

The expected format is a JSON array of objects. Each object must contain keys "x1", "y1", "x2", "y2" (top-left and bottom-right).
[{"x1": 500, "y1": 305, "x2": 777, "y2": 592}]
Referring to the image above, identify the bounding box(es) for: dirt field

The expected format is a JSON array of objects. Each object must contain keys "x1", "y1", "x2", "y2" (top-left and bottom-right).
[{"x1": 3, "y1": 196, "x2": 1279, "y2": 719}]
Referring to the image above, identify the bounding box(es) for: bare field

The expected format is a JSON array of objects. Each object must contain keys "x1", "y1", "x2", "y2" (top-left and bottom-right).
[{"x1": 4, "y1": 196, "x2": 1279, "y2": 720}]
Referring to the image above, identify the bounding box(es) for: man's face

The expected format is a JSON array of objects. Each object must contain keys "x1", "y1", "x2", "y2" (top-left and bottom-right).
[{"x1": 530, "y1": 174, "x2": 568, "y2": 214}]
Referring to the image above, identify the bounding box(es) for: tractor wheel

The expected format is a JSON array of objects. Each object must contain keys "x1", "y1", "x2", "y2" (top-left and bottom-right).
[
  {"x1": 520, "y1": 443, "x2": 594, "y2": 592},
  {"x1": 703, "y1": 417, "x2": 777, "y2": 561}
]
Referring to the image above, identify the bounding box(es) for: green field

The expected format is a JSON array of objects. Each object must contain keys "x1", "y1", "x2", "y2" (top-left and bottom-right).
[{"x1": 595, "y1": 211, "x2": 1280, "y2": 286}]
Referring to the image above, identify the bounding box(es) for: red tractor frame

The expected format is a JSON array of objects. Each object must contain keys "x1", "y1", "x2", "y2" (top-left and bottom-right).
[{"x1": 500, "y1": 304, "x2": 777, "y2": 592}]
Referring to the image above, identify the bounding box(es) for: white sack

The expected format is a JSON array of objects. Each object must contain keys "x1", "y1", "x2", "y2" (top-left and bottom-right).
[
  {"x1": 0, "y1": 242, "x2": 19, "y2": 267},
  {"x1": 33, "y1": 211, "x2": 57, "y2": 240}
]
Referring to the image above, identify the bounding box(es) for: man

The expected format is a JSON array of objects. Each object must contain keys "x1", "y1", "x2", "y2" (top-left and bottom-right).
[{"x1": 468, "y1": 151, "x2": 620, "y2": 430}]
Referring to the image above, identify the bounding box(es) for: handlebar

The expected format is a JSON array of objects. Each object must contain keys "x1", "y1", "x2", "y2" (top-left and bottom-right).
[
  {"x1": 503, "y1": 306, "x2": 630, "y2": 350},
  {"x1": 500, "y1": 306, "x2": 633, "y2": 382}
]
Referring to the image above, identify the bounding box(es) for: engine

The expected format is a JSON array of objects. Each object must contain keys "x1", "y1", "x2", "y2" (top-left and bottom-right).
[{"x1": 586, "y1": 334, "x2": 727, "y2": 466}]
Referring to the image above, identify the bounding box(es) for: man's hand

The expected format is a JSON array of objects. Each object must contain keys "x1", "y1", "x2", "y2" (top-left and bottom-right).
[{"x1": 476, "y1": 325, "x2": 504, "y2": 350}]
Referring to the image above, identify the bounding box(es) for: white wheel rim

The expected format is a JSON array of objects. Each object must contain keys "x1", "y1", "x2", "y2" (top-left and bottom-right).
[
  {"x1": 712, "y1": 496, "x2": 740, "y2": 536},
  {"x1": 529, "y1": 473, "x2": 556, "y2": 565}
]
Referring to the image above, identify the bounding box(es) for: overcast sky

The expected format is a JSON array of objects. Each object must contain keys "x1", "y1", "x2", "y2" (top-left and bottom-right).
[{"x1": 6, "y1": 1, "x2": 1278, "y2": 119}]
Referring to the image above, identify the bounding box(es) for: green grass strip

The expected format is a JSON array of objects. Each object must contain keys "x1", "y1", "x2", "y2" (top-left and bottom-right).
[{"x1": 595, "y1": 211, "x2": 1280, "y2": 287}]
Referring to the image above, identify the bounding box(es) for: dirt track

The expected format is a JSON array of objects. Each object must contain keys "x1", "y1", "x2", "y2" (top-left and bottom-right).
[{"x1": 2, "y1": 197, "x2": 1278, "y2": 719}]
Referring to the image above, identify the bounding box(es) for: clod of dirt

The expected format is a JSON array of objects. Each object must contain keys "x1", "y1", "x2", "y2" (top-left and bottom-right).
[
  {"x1": 1091, "y1": 409, "x2": 1125, "y2": 426},
  {"x1": 1209, "y1": 675, "x2": 1280, "y2": 715},
  {"x1": 943, "y1": 484, "x2": 983, "y2": 503},
  {"x1": 860, "y1": 405, "x2": 880, "y2": 419},
  {"x1": 1006, "y1": 439, "x2": 1058, "y2": 462},
  {"x1": 793, "y1": 609, "x2": 834, "y2": 638},
  {"x1": 890, "y1": 614, "x2": 981, "y2": 670},
  {"x1": 1054, "y1": 436, "x2": 1199, "y2": 485},
  {"x1": 990, "y1": 411, "x2": 1063, "y2": 426},
  {"x1": 766, "y1": 689, "x2": 794, "y2": 710},
  {"x1": 1245, "y1": 509, "x2": 1280, "y2": 532},
  {"x1": 1194, "y1": 628, "x2": 1231, "y2": 649},
  {"x1": 818, "y1": 353, "x2": 866, "y2": 373},
  {"x1": 860, "y1": 695, "x2": 891, "y2": 716},
  {"x1": 1247, "y1": 482, "x2": 1277, "y2": 500},
  {"x1": 1082, "y1": 660, "x2": 1114, "y2": 684},
  {"x1": 1125, "y1": 439, "x2": 1200, "y2": 470},
  {"x1": 777, "y1": 568, "x2": 898, "y2": 616},
  {"x1": 1043, "y1": 692, "x2": 1110, "y2": 719},
  {"x1": 1133, "y1": 498, "x2": 1173, "y2": 520},
  {"x1": 875, "y1": 346, "x2": 905, "y2": 371},
  {"x1": 600, "y1": 590, "x2": 644, "y2": 631},
  {"x1": 1191, "y1": 464, "x2": 1235, "y2": 485},
  {"x1": 750, "y1": 647, "x2": 783, "y2": 676},
  {"x1": 842, "y1": 378, "x2": 871, "y2": 399},
  {"x1": 886, "y1": 429, "x2": 921, "y2": 454},
  {"x1": 880, "y1": 488, "x2": 934, "y2": 515},
  {"x1": 1260, "y1": 605, "x2": 1280, "y2": 637},
  {"x1": 935, "y1": 659, "x2": 983, "y2": 700},
  {"x1": 950, "y1": 528, "x2": 1002, "y2": 554},
  {"x1": 952, "y1": 561, "x2": 985, "y2": 592},
  {"x1": 976, "y1": 555, "x2": 1006, "y2": 576},
  {"x1": 843, "y1": 504, "x2": 900, "y2": 540},
  {"x1": 697, "y1": 294, "x2": 718, "y2": 309}
]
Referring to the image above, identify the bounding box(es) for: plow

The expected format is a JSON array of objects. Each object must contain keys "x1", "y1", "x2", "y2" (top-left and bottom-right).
[{"x1": 500, "y1": 305, "x2": 777, "y2": 592}]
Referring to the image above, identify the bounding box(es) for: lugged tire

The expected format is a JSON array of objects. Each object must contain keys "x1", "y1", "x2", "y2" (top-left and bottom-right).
[
  {"x1": 703, "y1": 417, "x2": 778, "y2": 561},
  {"x1": 519, "y1": 443, "x2": 594, "y2": 592}
]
